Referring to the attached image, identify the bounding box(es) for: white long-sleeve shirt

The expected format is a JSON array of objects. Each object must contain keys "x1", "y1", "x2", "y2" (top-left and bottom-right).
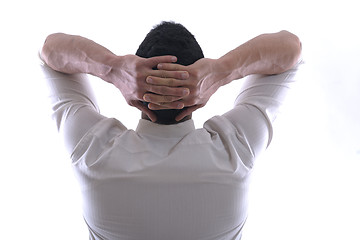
[{"x1": 40, "y1": 55, "x2": 301, "y2": 240}]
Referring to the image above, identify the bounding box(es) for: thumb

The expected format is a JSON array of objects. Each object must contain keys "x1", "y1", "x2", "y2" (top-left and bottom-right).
[
  {"x1": 175, "y1": 105, "x2": 201, "y2": 122},
  {"x1": 132, "y1": 101, "x2": 157, "y2": 122}
]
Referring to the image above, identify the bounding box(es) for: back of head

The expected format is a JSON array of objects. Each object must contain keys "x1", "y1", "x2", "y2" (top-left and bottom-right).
[{"x1": 136, "y1": 21, "x2": 204, "y2": 124}]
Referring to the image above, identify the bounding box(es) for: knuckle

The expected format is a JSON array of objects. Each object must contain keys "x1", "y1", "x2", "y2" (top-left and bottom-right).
[
  {"x1": 191, "y1": 69, "x2": 200, "y2": 78},
  {"x1": 150, "y1": 85, "x2": 161, "y2": 94},
  {"x1": 191, "y1": 88, "x2": 200, "y2": 96},
  {"x1": 135, "y1": 92, "x2": 143, "y2": 99},
  {"x1": 169, "y1": 87, "x2": 182, "y2": 97},
  {"x1": 149, "y1": 85, "x2": 162, "y2": 95},
  {"x1": 159, "y1": 70, "x2": 167, "y2": 78},
  {"x1": 147, "y1": 85, "x2": 155, "y2": 93},
  {"x1": 134, "y1": 63, "x2": 142, "y2": 72},
  {"x1": 160, "y1": 86, "x2": 172, "y2": 95},
  {"x1": 187, "y1": 98, "x2": 197, "y2": 106},
  {"x1": 168, "y1": 79, "x2": 176, "y2": 87},
  {"x1": 186, "y1": 80, "x2": 197, "y2": 89}
]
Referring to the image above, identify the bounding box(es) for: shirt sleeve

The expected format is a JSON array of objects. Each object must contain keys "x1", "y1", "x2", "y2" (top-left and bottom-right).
[
  {"x1": 39, "y1": 54, "x2": 106, "y2": 155},
  {"x1": 220, "y1": 61, "x2": 303, "y2": 165}
]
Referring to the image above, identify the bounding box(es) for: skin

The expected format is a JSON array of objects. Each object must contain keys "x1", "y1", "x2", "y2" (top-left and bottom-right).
[
  {"x1": 41, "y1": 33, "x2": 190, "y2": 122},
  {"x1": 145, "y1": 30, "x2": 302, "y2": 121},
  {"x1": 41, "y1": 31, "x2": 302, "y2": 123}
]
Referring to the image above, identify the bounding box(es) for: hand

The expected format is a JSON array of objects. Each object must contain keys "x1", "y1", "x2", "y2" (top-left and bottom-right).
[
  {"x1": 145, "y1": 58, "x2": 222, "y2": 121},
  {"x1": 102, "y1": 54, "x2": 190, "y2": 122}
]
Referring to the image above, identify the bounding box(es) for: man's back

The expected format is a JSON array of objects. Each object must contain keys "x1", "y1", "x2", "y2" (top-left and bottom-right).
[
  {"x1": 75, "y1": 118, "x2": 249, "y2": 239},
  {"x1": 40, "y1": 57, "x2": 300, "y2": 239},
  {"x1": 40, "y1": 22, "x2": 301, "y2": 239}
]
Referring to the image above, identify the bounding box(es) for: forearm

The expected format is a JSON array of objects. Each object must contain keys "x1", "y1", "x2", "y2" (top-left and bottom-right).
[
  {"x1": 41, "y1": 33, "x2": 115, "y2": 79},
  {"x1": 215, "y1": 31, "x2": 302, "y2": 85}
]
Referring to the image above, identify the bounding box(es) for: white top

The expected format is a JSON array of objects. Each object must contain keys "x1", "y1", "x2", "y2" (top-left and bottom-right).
[{"x1": 39, "y1": 56, "x2": 301, "y2": 240}]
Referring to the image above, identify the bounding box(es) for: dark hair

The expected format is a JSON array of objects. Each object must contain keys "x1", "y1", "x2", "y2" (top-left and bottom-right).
[{"x1": 136, "y1": 21, "x2": 204, "y2": 124}]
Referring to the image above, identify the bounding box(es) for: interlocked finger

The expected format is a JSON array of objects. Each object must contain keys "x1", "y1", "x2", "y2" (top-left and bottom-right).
[
  {"x1": 146, "y1": 84, "x2": 189, "y2": 97},
  {"x1": 146, "y1": 76, "x2": 189, "y2": 87},
  {"x1": 146, "y1": 55, "x2": 177, "y2": 68},
  {"x1": 148, "y1": 101, "x2": 184, "y2": 110},
  {"x1": 157, "y1": 63, "x2": 187, "y2": 71},
  {"x1": 151, "y1": 69, "x2": 189, "y2": 81},
  {"x1": 143, "y1": 93, "x2": 185, "y2": 105}
]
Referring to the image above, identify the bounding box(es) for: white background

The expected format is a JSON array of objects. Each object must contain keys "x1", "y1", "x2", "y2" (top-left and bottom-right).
[{"x1": 1, "y1": 0, "x2": 359, "y2": 239}]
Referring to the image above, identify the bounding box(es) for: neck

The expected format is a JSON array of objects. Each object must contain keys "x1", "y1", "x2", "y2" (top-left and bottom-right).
[{"x1": 141, "y1": 112, "x2": 192, "y2": 125}]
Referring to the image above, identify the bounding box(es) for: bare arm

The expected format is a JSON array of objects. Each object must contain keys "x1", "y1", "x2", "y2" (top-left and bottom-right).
[
  {"x1": 145, "y1": 30, "x2": 302, "y2": 120},
  {"x1": 217, "y1": 30, "x2": 302, "y2": 80},
  {"x1": 41, "y1": 33, "x2": 114, "y2": 76},
  {"x1": 41, "y1": 33, "x2": 190, "y2": 121}
]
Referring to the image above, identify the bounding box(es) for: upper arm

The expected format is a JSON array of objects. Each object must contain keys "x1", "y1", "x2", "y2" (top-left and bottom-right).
[
  {"x1": 40, "y1": 56, "x2": 106, "y2": 154},
  {"x1": 222, "y1": 61, "x2": 302, "y2": 156}
]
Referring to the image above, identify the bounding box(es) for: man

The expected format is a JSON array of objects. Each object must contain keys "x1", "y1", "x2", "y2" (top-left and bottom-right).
[{"x1": 40, "y1": 21, "x2": 301, "y2": 240}]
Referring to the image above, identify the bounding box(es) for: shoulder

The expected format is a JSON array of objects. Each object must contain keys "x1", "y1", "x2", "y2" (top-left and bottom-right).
[{"x1": 71, "y1": 118, "x2": 127, "y2": 161}]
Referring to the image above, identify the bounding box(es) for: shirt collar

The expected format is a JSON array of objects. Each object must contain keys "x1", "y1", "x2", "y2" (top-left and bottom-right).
[{"x1": 136, "y1": 119, "x2": 196, "y2": 138}]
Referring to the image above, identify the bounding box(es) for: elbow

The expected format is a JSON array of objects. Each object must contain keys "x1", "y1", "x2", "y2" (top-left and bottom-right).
[
  {"x1": 41, "y1": 34, "x2": 54, "y2": 64},
  {"x1": 282, "y1": 30, "x2": 302, "y2": 70},
  {"x1": 41, "y1": 33, "x2": 65, "y2": 63},
  {"x1": 267, "y1": 31, "x2": 302, "y2": 74}
]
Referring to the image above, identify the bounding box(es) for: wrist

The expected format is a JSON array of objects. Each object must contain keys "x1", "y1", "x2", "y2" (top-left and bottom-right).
[
  {"x1": 215, "y1": 55, "x2": 245, "y2": 86},
  {"x1": 94, "y1": 53, "x2": 118, "y2": 83},
  {"x1": 197, "y1": 58, "x2": 232, "y2": 94}
]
